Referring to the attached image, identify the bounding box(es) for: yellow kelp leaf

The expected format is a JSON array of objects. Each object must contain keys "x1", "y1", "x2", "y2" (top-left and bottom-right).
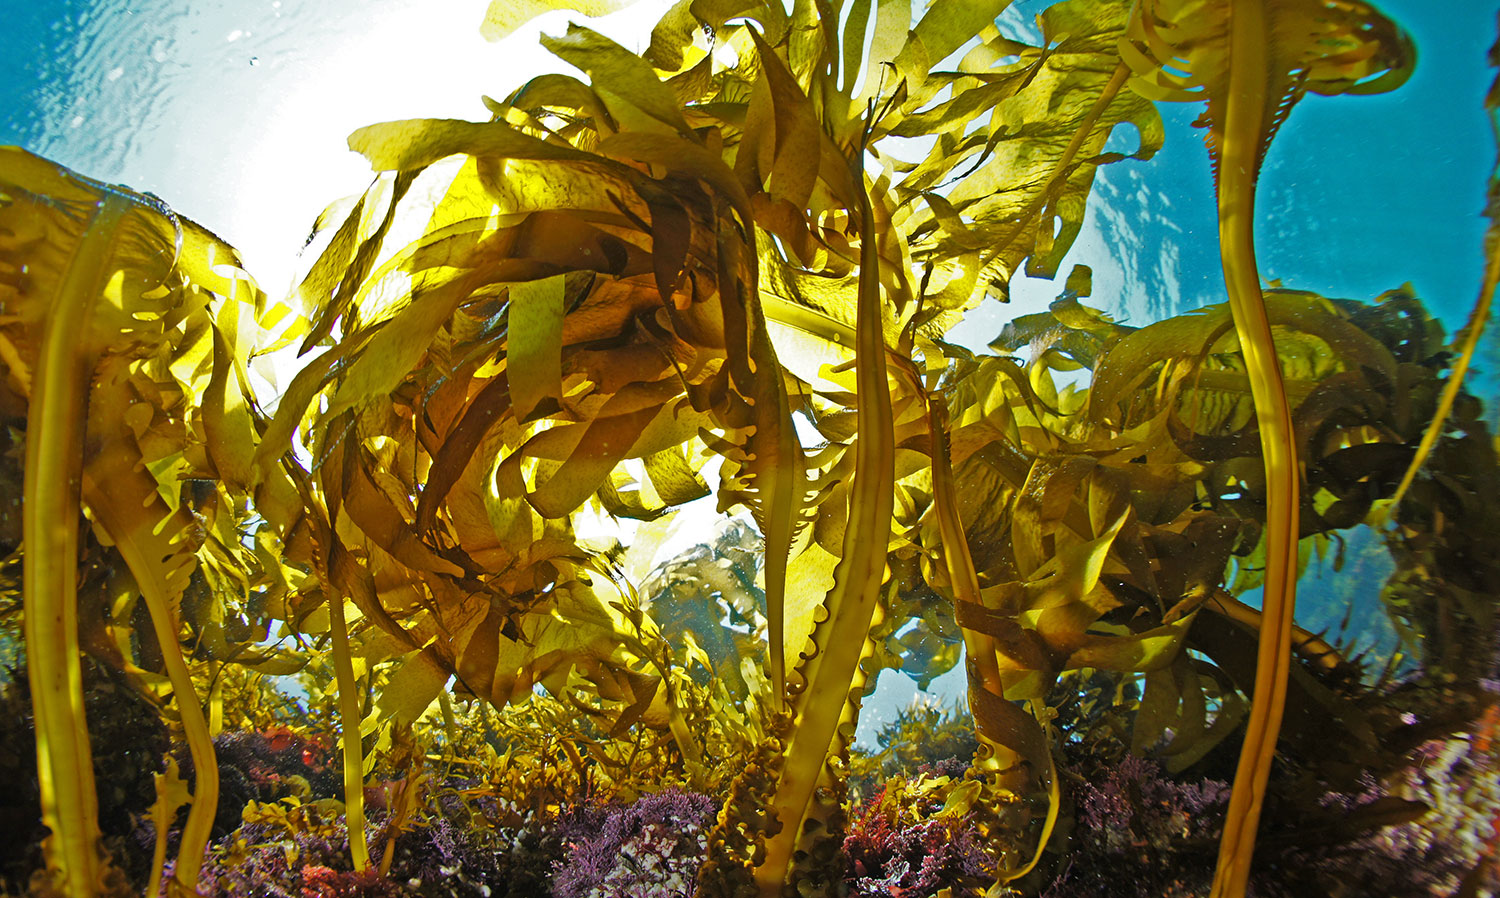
[
  {"x1": 1064, "y1": 615, "x2": 1194, "y2": 672},
  {"x1": 204, "y1": 306, "x2": 259, "y2": 489},
  {"x1": 1133, "y1": 654, "x2": 1247, "y2": 773},
  {"x1": 891, "y1": 0, "x2": 1009, "y2": 95},
  {"x1": 83, "y1": 389, "x2": 223, "y2": 893},
  {"x1": 377, "y1": 647, "x2": 451, "y2": 725},
  {"x1": 1011, "y1": 455, "x2": 1098, "y2": 578},
  {"x1": 349, "y1": 118, "x2": 599, "y2": 172},
  {"x1": 644, "y1": 0, "x2": 769, "y2": 71},
  {"x1": 895, "y1": 1, "x2": 1163, "y2": 307},
  {"x1": 325, "y1": 587, "x2": 371, "y2": 871},
  {"x1": 1389, "y1": 230, "x2": 1499, "y2": 512},
  {"x1": 479, "y1": 0, "x2": 641, "y2": 42},
  {"x1": 250, "y1": 342, "x2": 348, "y2": 476},
  {"x1": 540, "y1": 24, "x2": 693, "y2": 133},
  {"x1": 321, "y1": 430, "x2": 470, "y2": 578},
  {"x1": 780, "y1": 540, "x2": 840, "y2": 681},
  {"x1": 856, "y1": 0, "x2": 914, "y2": 104},
  {"x1": 507, "y1": 275, "x2": 567, "y2": 421},
  {"x1": 322, "y1": 243, "x2": 544, "y2": 420},
  {"x1": 296, "y1": 172, "x2": 416, "y2": 353}
]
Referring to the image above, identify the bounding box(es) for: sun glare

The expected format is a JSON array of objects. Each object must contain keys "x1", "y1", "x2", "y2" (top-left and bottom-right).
[{"x1": 226, "y1": 0, "x2": 674, "y2": 299}]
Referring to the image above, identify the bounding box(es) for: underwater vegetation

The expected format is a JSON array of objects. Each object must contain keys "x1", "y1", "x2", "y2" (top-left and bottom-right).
[{"x1": 0, "y1": 0, "x2": 1496, "y2": 895}]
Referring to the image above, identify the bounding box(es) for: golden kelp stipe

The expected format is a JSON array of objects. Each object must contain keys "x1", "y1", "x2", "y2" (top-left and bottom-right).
[
  {"x1": 1387, "y1": 35, "x2": 1500, "y2": 514},
  {"x1": 0, "y1": 148, "x2": 301, "y2": 897},
  {"x1": 18, "y1": 183, "x2": 123, "y2": 898},
  {"x1": 1117, "y1": 1, "x2": 1413, "y2": 894},
  {"x1": 752, "y1": 175, "x2": 896, "y2": 896}
]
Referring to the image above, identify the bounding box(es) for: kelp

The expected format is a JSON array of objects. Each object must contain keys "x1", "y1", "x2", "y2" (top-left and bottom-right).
[
  {"x1": 0, "y1": 149, "x2": 301, "y2": 896},
  {"x1": 3, "y1": 0, "x2": 1494, "y2": 896},
  {"x1": 1115, "y1": 3, "x2": 1413, "y2": 894},
  {"x1": 1388, "y1": 25, "x2": 1500, "y2": 515}
]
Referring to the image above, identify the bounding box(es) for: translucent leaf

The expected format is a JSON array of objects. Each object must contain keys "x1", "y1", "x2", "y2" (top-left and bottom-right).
[
  {"x1": 507, "y1": 275, "x2": 567, "y2": 421},
  {"x1": 480, "y1": 0, "x2": 640, "y2": 43},
  {"x1": 377, "y1": 647, "x2": 451, "y2": 725}
]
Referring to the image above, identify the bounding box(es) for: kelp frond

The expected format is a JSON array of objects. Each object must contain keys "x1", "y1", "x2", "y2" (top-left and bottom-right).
[
  {"x1": 6, "y1": 1, "x2": 1491, "y2": 897},
  {"x1": 1118, "y1": 3, "x2": 1413, "y2": 894},
  {"x1": 0, "y1": 148, "x2": 295, "y2": 896}
]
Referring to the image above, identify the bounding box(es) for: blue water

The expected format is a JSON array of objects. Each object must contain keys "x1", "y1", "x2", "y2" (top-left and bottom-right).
[
  {"x1": 953, "y1": 1, "x2": 1497, "y2": 337},
  {"x1": 2, "y1": 1, "x2": 1494, "y2": 742}
]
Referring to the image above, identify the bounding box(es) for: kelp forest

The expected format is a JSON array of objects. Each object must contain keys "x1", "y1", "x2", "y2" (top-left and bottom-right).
[{"x1": 1, "y1": 0, "x2": 1497, "y2": 896}]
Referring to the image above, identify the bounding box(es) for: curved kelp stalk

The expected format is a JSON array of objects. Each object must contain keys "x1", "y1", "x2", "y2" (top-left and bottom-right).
[
  {"x1": 13, "y1": 180, "x2": 123, "y2": 898},
  {"x1": 922, "y1": 390, "x2": 1058, "y2": 882},
  {"x1": 1117, "y1": 3, "x2": 1413, "y2": 895},
  {"x1": 1387, "y1": 251, "x2": 1495, "y2": 511},
  {"x1": 0, "y1": 148, "x2": 284, "y2": 897},
  {"x1": 328, "y1": 588, "x2": 371, "y2": 871},
  {"x1": 1387, "y1": 70, "x2": 1500, "y2": 512},
  {"x1": 751, "y1": 176, "x2": 895, "y2": 896},
  {"x1": 80, "y1": 414, "x2": 219, "y2": 896}
]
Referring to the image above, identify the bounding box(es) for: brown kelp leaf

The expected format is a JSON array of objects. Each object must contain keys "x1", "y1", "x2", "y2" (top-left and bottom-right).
[
  {"x1": 529, "y1": 411, "x2": 664, "y2": 517},
  {"x1": 645, "y1": 193, "x2": 692, "y2": 304},
  {"x1": 597, "y1": 131, "x2": 754, "y2": 219},
  {"x1": 969, "y1": 683, "x2": 1060, "y2": 881},
  {"x1": 330, "y1": 434, "x2": 470, "y2": 578},
  {"x1": 450, "y1": 573, "x2": 637, "y2": 708},
  {"x1": 1132, "y1": 654, "x2": 1247, "y2": 772},
  {"x1": 1089, "y1": 292, "x2": 1398, "y2": 429},
  {"x1": 741, "y1": 28, "x2": 823, "y2": 211},
  {"x1": 643, "y1": 445, "x2": 711, "y2": 505}
]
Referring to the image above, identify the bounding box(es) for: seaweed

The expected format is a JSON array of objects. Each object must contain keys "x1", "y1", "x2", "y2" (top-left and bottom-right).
[{"x1": 0, "y1": 1, "x2": 1495, "y2": 897}]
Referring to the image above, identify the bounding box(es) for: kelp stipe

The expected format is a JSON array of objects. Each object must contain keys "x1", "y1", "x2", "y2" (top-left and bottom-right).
[
  {"x1": 1117, "y1": 3, "x2": 1413, "y2": 894},
  {"x1": 1388, "y1": 22, "x2": 1500, "y2": 516},
  {"x1": 327, "y1": 585, "x2": 371, "y2": 872},
  {"x1": 0, "y1": 148, "x2": 296, "y2": 896},
  {"x1": 13, "y1": 165, "x2": 121, "y2": 898},
  {"x1": 751, "y1": 164, "x2": 896, "y2": 898}
]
